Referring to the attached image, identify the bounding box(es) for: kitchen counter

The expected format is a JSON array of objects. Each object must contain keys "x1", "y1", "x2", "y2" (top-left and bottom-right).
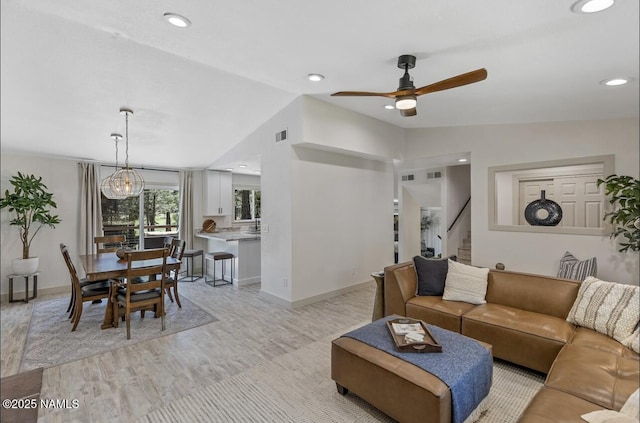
[
  {"x1": 195, "y1": 231, "x2": 261, "y2": 286},
  {"x1": 196, "y1": 231, "x2": 260, "y2": 242}
]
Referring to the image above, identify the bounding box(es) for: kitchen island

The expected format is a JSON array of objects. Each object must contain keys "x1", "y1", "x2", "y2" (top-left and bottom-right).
[{"x1": 195, "y1": 231, "x2": 260, "y2": 286}]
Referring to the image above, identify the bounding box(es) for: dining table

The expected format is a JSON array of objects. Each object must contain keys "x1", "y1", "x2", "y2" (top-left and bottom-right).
[{"x1": 79, "y1": 252, "x2": 181, "y2": 329}]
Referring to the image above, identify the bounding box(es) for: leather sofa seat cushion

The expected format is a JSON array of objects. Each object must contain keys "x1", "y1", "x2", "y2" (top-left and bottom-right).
[
  {"x1": 462, "y1": 304, "x2": 576, "y2": 373},
  {"x1": 546, "y1": 344, "x2": 640, "y2": 410},
  {"x1": 517, "y1": 386, "x2": 605, "y2": 423},
  {"x1": 571, "y1": 327, "x2": 640, "y2": 360},
  {"x1": 464, "y1": 304, "x2": 576, "y2": 344},
  {"x1": 407, "y1": 296, "x2": 476, "y2": 333}
]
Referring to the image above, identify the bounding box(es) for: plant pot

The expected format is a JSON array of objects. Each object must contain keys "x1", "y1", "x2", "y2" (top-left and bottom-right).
[{"x1": 12, "y1": 257, "x2": 39, "y2": 275}]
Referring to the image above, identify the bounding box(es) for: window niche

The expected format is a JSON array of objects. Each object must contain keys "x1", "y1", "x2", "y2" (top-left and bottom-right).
[{"x1": 488, "y1": 155, "x2": 614, "y2": 235}]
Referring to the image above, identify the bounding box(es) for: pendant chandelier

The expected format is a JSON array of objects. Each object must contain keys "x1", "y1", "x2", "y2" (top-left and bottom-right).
[
  {"x1": 109, "y1": 107, "x2": 144, "y2": 198},
  {"x1": 100, "y1": 133, "x2": 128, "y2": 199}
]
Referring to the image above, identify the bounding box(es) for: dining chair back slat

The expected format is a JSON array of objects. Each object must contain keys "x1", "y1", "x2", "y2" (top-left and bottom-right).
[
  {"x1": 60, "y1": 243, "x2": 110, "y2": 331},
  {"x1": 163, "y1": 238, "x2": 186, "y2": 307},
  {"x1": 95, "y1": 235, "x2": 126, "y2": 254},
  {"x1": 113, "y1": 247, "x2": 169, "y2": 339}
]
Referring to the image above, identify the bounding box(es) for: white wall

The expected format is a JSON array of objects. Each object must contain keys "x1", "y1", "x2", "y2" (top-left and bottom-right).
[
  {"x1": 405, "y1": 118, "x2": 639, "y2": 284},
  {"x1": 1, "y1": 153, "x2": 80, "y2": 298},
  {"x1": 398, "y1": 186, "x2": 421, "y2": 262},
  {"x1": 290, "y1": 147, "x2": 394, "y2": 302}
]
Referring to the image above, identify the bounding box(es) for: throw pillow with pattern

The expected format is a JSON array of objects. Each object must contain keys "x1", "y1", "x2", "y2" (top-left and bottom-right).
[
  {"x1": 557, "y1": 251, "x2": 597, "y2": 281},
  {"x1": 566, "y1": 276, "x2": 640, "y2": 345},
  {"x1": 442, "y1": 260, "x2": 489, "y2": 305}
]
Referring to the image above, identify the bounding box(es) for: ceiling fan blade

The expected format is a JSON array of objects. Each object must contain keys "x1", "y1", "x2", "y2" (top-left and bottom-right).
[
  {"x1": 331, "y1": 91, "x2": 397, "y2": 98},
  {"x1": 414, "y1": 68, "x2": 487, "y2": 96},
  {"x1": 401, "y1": 108, "x2": 417, "y2": 117}
]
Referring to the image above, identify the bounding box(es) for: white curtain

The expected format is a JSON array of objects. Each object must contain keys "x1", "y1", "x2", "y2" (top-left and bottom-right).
[
  {"x1": 179, "y1": 170, "x2": 194, "y2": 249},
  {"x1": 79, "y1": 163, "x2": 103, "y2": 254}
]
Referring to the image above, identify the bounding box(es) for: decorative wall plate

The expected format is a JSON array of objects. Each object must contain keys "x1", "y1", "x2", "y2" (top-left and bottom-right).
[{"x1": 203, "y1": 219, "x2": 217, "y2": 233}]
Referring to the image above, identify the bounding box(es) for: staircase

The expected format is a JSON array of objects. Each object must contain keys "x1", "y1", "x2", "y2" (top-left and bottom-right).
[{"x1": 457, "y1": 231, "x2": 471, "y2": 265}]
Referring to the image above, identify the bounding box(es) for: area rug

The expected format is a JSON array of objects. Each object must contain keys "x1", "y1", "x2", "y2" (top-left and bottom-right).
[
  {"x1": 0, "y1": 367, "x2": 43, "y2": 423},
  {"x1": 138, "y1": 336, "x2": 544, "y2": 423},
  {"x1": 20, "y1": 296, "x2": 217, "y2": 372}
]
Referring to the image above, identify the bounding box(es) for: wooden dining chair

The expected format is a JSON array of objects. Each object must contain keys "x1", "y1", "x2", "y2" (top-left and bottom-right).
[
  {"x1": 59, "y1": 243, "x2": 111, "y2": 331},
  {"x1": 94, "y1": 235, "x2": 126, "y2": 253},
  {"x1": 112, "y1": 248, "x2": 169, "y2": 340},
  {"x1": 164, "y1": 238, "x2": 186, "y2": 307}
]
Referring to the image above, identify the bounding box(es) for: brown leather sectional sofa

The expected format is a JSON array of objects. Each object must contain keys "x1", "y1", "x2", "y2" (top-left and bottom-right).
[{"x1": 384, "y1": 261, "x2": 639, "y2": 422}]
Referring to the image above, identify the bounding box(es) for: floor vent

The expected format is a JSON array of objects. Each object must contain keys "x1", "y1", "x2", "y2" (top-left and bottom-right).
[{"x1": 275, "y1": 129, "x2": 288, "y2": 142}]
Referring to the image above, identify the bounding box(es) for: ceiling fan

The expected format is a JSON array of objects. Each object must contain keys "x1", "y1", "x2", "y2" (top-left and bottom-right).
[{"x1": 331, "y1": 55, "x2": 487, "y2": 117}]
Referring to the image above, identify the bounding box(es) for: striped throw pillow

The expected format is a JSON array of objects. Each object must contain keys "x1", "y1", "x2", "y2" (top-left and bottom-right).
[
  {"x1": 557, "y1": 251, "x2": 597, "y2": 281},
  {"x1": 566, "y1": 276, "x2": 640, "y2": 345}
]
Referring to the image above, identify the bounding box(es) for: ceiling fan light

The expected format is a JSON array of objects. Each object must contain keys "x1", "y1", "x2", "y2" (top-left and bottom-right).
[{"x1": 395, "y1": 95, "x2": 416, "y2": 110}]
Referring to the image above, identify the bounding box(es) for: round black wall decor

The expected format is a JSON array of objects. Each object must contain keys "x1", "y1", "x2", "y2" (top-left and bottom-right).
[{"x1": 524, "y1": 190, "x2": 563, "y2": 226}]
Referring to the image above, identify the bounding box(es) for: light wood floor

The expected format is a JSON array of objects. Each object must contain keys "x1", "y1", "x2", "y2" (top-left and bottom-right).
[{"x1": 1, "y1": 279, "x2": 376, "y2": 422}]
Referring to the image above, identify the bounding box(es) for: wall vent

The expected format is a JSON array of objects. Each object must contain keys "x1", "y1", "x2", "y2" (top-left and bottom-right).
[
  {"x1": 427, "y1": 171, "x2": 442, "y2": 179},
  {"x1": 401, "y1": 174, "x2": 415, "y2": 181},
  {"x1": 275, "y1": 129, "x2": 288, "y2": 142}
]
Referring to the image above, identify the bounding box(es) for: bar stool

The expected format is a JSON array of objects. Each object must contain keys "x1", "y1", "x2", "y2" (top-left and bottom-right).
[
  {"x1": 178, "y1": 249, "x2": 203, "y2": 282},
  {"x1": 204, "y1": 252, "x2": 234, "y2": 287}
]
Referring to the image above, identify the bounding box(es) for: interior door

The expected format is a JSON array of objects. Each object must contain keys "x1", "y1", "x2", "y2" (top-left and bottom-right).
[{"x1": 553, "y1": 175, "x2": 603, "y2": 228}]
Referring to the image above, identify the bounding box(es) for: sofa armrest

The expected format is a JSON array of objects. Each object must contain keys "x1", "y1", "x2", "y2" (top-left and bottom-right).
[{"x1": 384, "y1": 262, "x2": 417, "y2": 317}]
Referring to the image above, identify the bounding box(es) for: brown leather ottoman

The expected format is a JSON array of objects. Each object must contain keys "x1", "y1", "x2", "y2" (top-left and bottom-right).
[{"x1": 331, "y1": 336, "x2": 492, "y2": 423}]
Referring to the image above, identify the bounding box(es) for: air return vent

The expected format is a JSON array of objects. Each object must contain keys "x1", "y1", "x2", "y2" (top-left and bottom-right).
[
  {"x1": 275, "y1": 129, "x2": 288, "y2": 142},
  {"x1": 427, "y1": 171, "x2": 442, "y2": 179},
  {"x1": 401, "y1": 174, "x2": 415, "y2": 181}
]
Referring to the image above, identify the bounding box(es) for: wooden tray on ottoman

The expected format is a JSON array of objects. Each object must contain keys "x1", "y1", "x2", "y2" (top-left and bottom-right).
[{"x1": 386, "y1": 317, "x2": 442, "y2": 353}]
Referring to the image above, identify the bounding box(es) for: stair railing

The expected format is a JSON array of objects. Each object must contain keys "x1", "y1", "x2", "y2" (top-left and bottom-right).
[{"x1": 447, "y1": 196, "x2": 471, "y2": 233}]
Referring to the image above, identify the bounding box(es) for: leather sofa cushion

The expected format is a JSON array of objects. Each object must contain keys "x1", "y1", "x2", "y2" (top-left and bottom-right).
[
  {"x1": 462, "y1": 304, "x2": 576, "y2": 373},
  {"x1": 463, "y1": 304, "x2": 576, "y2": 344},
  {"x1": 517, "y1": 386, "x2": 605, "y2": 423},
  {"x1": 406, "y1": 296, "x2": 476, "y2": 333},
  {"x1": 570, "y1": 327, "x2": 640, "y2": 360},
  {"x1": 487, "y1": 270, "x2": 580, "y2": 319},
  {"x1": 545, "y1": 344, "x2": 640, "y2": 410}
]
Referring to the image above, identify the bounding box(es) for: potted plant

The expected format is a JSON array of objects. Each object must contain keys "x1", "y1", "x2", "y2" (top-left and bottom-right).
[
  {"x1": 597, "y1": 174, "x2": 640, "y2": 252},
  {"x1": 0, "y1": 172, "x2": 61, "y2": 274}
]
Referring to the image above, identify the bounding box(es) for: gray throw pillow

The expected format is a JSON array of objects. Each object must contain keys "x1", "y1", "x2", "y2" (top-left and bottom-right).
[
  {"x1": 557, "y1": 251, "x2": 597, "y2": 281},
  {"x1": 413, "y1": 255, "x2": 454, "y2": 296}
]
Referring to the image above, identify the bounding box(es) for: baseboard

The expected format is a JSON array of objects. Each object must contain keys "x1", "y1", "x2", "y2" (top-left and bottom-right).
[
  {"x1": 1, "y1": 285, "x2": 69, "y2": 304},
  {"x1": 259, "y1": 280, "x2": 375, "y2": 309},
  {"x1": 235, "y1": 276, "x2": 260, "y2": 287}
]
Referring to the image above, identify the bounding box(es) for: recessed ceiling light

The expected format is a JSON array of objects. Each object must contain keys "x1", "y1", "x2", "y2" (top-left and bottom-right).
[
  {"x1": 384, "y1": 105, "x2": 395, "y2": 110},
  {"x1": 163, "y1": 13, "x2": 191, "y2": 28},
  {"x1": 571, "y1": 0, "x2": 614, "y2": 13},
  {"x1": 225, "y1": 168, "x2": 233, "y2": 171},
  {"x1": 601, "y1": 77, "x2": 629, "y2": 86},
  {"x1": 458, "y1": 158, "x2": 468, "y2": 163},
  {"x1": 307, "y1": 74, "x2": 325, "y2": 82},
  {"x1": 238, "y1": 164, "x2": 247, "y2": 168}
]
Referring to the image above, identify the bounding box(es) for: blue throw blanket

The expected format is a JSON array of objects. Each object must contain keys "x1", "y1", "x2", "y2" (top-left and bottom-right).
[{"x1": 342, "y1": 316, "x2": 492, "y2": 423}]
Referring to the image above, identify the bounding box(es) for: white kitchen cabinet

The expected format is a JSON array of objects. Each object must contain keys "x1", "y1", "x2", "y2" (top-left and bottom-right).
[{"x1": 204, "y1": 170, "x2": 233, "y2": 215}]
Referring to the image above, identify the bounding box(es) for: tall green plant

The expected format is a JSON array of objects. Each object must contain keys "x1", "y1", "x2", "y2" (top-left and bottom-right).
[
  {"x1": 0, "y1": 172, "x2": 61, "y2": 259},
  {"x1": 597, "y1": 174, "x2": 640, "y2": 252}
]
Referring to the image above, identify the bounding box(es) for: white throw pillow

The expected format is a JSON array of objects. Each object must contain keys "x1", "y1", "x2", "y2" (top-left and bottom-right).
[
  {"x1": 621, "y1": 327, "x2": 639, "y2": 354},
  {"x1": 442, "y1": 260, "x2": 489, "y2": 305},
  {"x1": 581, "y1": 388, "x2": 639, "y2": 422},
  {"x1": 567, "y1": 276, "x2": 640, "y2": 345}
]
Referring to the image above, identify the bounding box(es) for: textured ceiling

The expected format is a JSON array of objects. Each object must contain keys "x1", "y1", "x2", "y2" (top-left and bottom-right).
[{"x1": 1, "y1": 0, "x2": 638, "y2": 170}]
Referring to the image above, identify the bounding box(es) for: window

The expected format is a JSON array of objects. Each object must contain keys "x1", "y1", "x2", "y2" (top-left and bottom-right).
[
  {"x1": 101, "y1": 188, "x2": 179, "y2": 249},
  {"x1": 234, "y1": 188, "x2": 261, "y2": 221}
]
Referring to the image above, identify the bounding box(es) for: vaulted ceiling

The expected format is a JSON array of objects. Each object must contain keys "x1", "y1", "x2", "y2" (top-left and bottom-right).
[{"x1": 1, "y1": 0, "x2": 638, "y2": 170}]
